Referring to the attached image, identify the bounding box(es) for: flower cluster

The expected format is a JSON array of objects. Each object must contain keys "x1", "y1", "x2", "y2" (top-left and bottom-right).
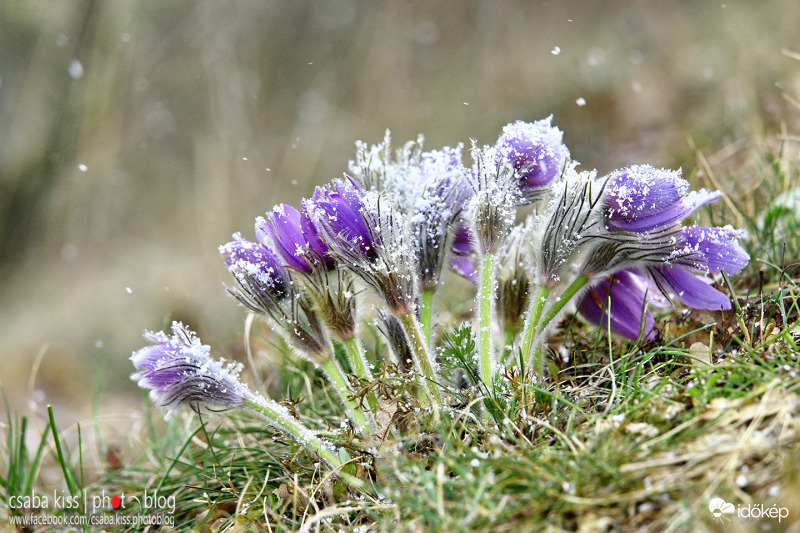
[{"x1": 131, "y1": 116, "x2": 749, "y2": 470}]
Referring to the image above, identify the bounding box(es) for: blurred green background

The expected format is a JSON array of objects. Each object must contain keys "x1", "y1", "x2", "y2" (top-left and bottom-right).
[{"x1": 1, "y1": 1, "x2": 799, "y2": 424}]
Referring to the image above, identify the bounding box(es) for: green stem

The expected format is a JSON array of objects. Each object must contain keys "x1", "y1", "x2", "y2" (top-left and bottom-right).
[
  {"x1": 420, "y1": 288, "x2": 435, "y2": 345},
  {"x1": 520, "y1": 285, "x2": 551, "y2": 369},
  {"x1": 342, "y1": 337, "x2": 378, "y2": 412},
  {"x1": 537, "y1": 274, "x2": 590, "y2": 335},
  {"x1": 244, "y1": 396, "x2": 343, "y2": 468},
  {"x1": 527, "y1": 274, "x2": 590, "y2": 378},
  {"x1": 321, "y1": 358, "x2": 374, "y2": 433},
  {"x1": 477, "y1": 251, "x2": 497, "y2": 388},
  {"x1": 397, "y1": 311, "x2": 442, "y2": 405}
]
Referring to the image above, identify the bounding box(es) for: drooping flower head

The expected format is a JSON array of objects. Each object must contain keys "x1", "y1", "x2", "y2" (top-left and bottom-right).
[
  {"x1": 257, "y1": 203, "x2": 332, "y2": 274},
  {"x1": 309, "y1": 176, "x2": 419, "y2": 316},
  {"x1": 131, "y1": 322, "x2": 248, "y2": 414},
  {"x1": 576, "y1": 166, "x2": 750, "y2": 345},
  {"x1": 220, "y1": 233, "x2": 329, "y2": 358},
  {"x1": 220, "y1": 233, "x2": 289, "y2": 307},
  {"x1": 495, "y1": 117, "x2": 569, "y2": 199},
  {"x1": 132, "y1": 322, "x2": 343, "y2": 467}
]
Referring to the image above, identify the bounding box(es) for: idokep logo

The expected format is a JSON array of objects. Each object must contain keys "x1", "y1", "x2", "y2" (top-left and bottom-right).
[
  {"x1": 708, "y1": 497, "x2": 790, "y2": 524},
  {"x1": 708, "y1": 498, "x2": 735, "y2": 522}
]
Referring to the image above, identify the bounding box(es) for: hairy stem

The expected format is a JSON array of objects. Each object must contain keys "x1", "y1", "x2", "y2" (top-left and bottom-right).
[
  {"x1": 477, "y1": 251, "x2": 497, "y2": 388},
  {"x1": 537, "y1": 274, "x2": 590, "y2": 335},
  {"x1": 342, "y1": 337, "x2": 378, "y2": 412},
  {"x1": 397, "y1": 311, "x2": 442, "y2": 405},
  {"x1": 321, "y1": 358, "x2": 374, "y2": 433},
  {"x1": 244, "y1": 396, "x2": 343, "y2": 468},
  {"x1": 527, "y1": 274, "x2": 590, "y2": 379},
  {"x1": 520, "y1": 285, "x2": 551, "y2": 369},
  {"x1": 420, "y1": 288, "x2": 435, "y2": 345}
]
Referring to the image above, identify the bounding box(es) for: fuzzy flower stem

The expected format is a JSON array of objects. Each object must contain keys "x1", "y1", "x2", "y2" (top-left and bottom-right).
[
  {"x1": 420, "y1": 288, "x2": 435, "y2": 345},
  {"x1": 321, "y1": 357, "x2": 374, "y2": 433},
  {"x1": 342, "y1": 337, "x2": 378, "y2": 413},
  {"x1": 538, "y1": 274, "x2": 590, "y2": 335},
  {"x1": 520, "y1": 285, "x2": 551, "y2": 370},
  {"x1": 242, "y1": 396, "x2": 343, "y2": 468},
  {"x1": 397, "y1": 311, "x2": 442, "y2": 405},
  {"x1": 524, "y1": 274, "x2": 590, "y2": 376},
  {"x1": 477, "y1": 251, "x2": 497, "y2": 388}
]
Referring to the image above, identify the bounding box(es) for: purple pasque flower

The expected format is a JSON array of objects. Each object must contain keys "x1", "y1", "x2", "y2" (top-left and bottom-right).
[
  {"x1": 412, "y1": 145, "x2": 471, "y2": 291},
  {"x1": 310, "y1": 176, "x2": 419, "y2": 316},
  {"x1": 604, "y1": 165, "x2": 721, "y2": 232},
  {"x1": 131, "y1": 322, "x2": 248, "y2": 414},
  {"x1": 220, "y1": 233, "x2": 288, "y2": 305},
  {"x1": 257, "y1": 203, "x2": 332, "y2": 274},
  {"x1": 496, "y1": 117, "x2": 569, "y2": 198},
  {"x1": 581, "y1": 165, "x2": 751, "y2": 312},
  {"x1": 578, "y1": 269, "x2": 659, "y2": 341},
  {"x1": 220, "y1": 234, "x2": 328, "y2": 357}
]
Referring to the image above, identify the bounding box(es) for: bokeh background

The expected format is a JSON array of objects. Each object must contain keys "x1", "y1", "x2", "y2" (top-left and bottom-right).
[{"x1": 2, "y1": 1, "x2": 799, "y2": 427}]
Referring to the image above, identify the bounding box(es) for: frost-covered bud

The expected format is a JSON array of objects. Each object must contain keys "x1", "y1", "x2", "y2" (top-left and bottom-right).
[
  {"x1": 375, "y1": 309, "x2": 413, "y2": 371},
  {"x1": 220, "y1": 233, "x2": 289, "y2": 309},
  {"x1": 258, "y1": 203, "x2": 332, "y2": 274},
  {"x1": 131, "y1": 322, "x2": 248, "y2": 415},
  {"x1": 604, "y1": 165, "x2": 720, "y2": 232},
  {"x1": 412, "y1": 145, "x2": 471, "y2": 291},
  {"x1": 536, "y1": 168, "x2": 605, "y2": 286},
  {"x1": 495, "y1": 117, "x2": 569, "y2": 200},
  {"x1": 310, "y1": 177, "x2": 419, "y2": 316},
  {"x1": 220, "y1": 234, "x2": 329, "y2": 359},
  {"x1": 497, "y1": 224, "x2": 533, "y2": 333},
  {"x1": 465, "y1": 144, "x2": 519, "y2": 255}
]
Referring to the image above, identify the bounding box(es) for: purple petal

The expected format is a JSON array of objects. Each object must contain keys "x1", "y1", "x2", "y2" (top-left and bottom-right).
[
  {"x1": 496, "y1": 117, "x2": 569, "y2": 190},
  {"x1": 653, "y1": 266, "x2": 731, "y2": 310},
  {"x1": 256, "y1": 205, "x2": 311, "y2": 273},
  {"x1": 219, "y1": 234, "x2": 288, "y2": 298},
  {"x1": 579, "y1": 270, "x2": 657, "y2": 340},
  {"x1": 605, "y1": 165, "x2": 722, "y2": 232},
  {"x1": 450, "y1": 255, "x2": 477, "y2": 283},
  {"x1": 311, "y1": 177, "x2": 379, "y2": 261},
  {"x1": 451, "y1": 225, "x2": 474, "y2": 255},
  {"x1": 682, "y1": 226, "x2": 749, "y2": 274}
]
